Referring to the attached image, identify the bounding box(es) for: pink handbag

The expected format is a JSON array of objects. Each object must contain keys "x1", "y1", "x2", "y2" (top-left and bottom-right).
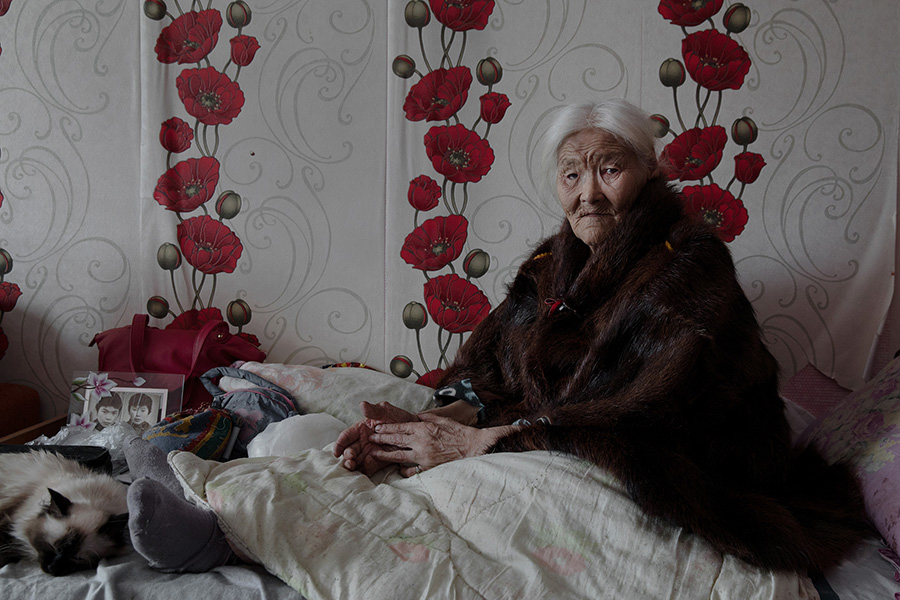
[{"x1": 90, "y1": 314, "x2": 266, "y2": 412}]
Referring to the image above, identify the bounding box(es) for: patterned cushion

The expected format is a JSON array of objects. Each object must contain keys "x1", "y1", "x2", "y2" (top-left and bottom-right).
[{"x1": 801, "y1": 354, "x2": 900, "y2": 555}]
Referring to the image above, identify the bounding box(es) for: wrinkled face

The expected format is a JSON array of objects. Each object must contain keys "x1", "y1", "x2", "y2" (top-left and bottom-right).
[
  {"x1": 556, "y1": 129, "x2": 653, "y2": 249},
  {"x1": 96, "y1": 406, "x2": 119, "y2": 427}
]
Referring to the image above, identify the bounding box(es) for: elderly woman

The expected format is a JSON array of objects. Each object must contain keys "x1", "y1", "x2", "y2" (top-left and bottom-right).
[
  {"x1": 334, "y1": 98, "x2": 869, "y2": 572},
  {"x1": 127, "y1": 99, "x2": 867, "y2": 575}
]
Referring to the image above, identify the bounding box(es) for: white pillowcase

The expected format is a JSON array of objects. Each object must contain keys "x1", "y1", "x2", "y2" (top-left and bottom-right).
[
  {"x1": 218, "y1": 362, "x2": 437, "y2": 459},
  {"x1": 247, "y1": 412, "x2": 347, "y2": 457}
]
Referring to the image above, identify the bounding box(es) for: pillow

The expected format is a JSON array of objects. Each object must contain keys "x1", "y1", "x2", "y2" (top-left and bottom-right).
[
  {"x1": 800, "y1": 355, "x2": 900, "y2": 555},
  {"x1": 782, "y1": 396, "x2": 815, "y2": 446},
  {"x1": 220, "y1": 362, "x2": 435, "y2": 426},
  {"x1": 247, "y1": 413, "x2": 347, "y2": 458}
]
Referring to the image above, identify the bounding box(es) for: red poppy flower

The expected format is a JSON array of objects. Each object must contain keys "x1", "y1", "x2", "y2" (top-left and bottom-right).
[
  {"x1": 159, "y1": 117, "x2": 194, "y2": 154},
  {"x1": 658, "y1": 0, "x2": 724, "y2": 27},
  {"x1": 403, "y1": 67, "x2": 472, "y2": 122},
  {"x1": 166, "y1": 307, "x2": 224, "y2": 331},
  {"x1": 155, "y1": 10, "x2": 222, "y2": 65},
  {"x1": 408, "y1": 175, "x2": 441, "y2": 211},
  {"x1": 682, "y1": 29, "x2": 751, "y2": 91},
  {"x1": 660, "y1": 126, "x2": 726, "y2": 181},
  {"x1": 423, "y1": 274, "x2": 490, "y2": 334},
  {"x1": 479, "y1": 92, "x2": 511, "y2": 125},
  {"x1": 176, "y1": 66, "x2": 245, "y2": 126},
  {"x1": 177, "y1": 215, "x2": 244, "y2": 274},
  {"x1": 428, "y1": 0, "x2": 494, "y2": 32},
  {"x1": 681, "y1": 183, "x2": 748, "y2": 242},
  {"x1": 424, "y1": 124, "x2": 494, "y2": 184},
  {"x1": 0, "y1": 0, "x2": 11, "y2": 17},
  {"x1": 0, "y1": 327, "x2": 7, "y2": 361},
  {"x1": 153, "y1": 156, "x2": 220, "y2": 213},
  {"x1": 230, "y1": 35, "x2": 260, "y2": 67},
  {"x1": 416, "y1": 368, "x2": 447, "y2": 388},
  {"x1": 401, "y1": 215, "x2": 468, "y2": 271},
  {"x1": 0, "y1": 281, "x2": 22, "y2": 312},
  {"x1": 734, "y1": 151, "x2": 766, "y2": 184}
]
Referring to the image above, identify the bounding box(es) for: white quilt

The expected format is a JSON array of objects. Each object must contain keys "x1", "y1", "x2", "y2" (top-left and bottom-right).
[{"x1": 169, "y1": 363, "x2": 819, "y2": 600}]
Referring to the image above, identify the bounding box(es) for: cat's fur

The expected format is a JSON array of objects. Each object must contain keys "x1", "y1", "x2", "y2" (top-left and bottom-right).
[{"x1": 0, "y1": 451, "x2": 129, "y2": 576}]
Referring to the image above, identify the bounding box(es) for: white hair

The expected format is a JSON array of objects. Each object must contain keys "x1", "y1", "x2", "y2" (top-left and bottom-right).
[{"x1": 537, "y1": 98, "x2": 659, "y2": 195}]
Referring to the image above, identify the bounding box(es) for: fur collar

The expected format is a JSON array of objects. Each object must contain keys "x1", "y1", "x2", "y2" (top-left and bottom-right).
[{"x1": 547, "y1": 177, "x2": 684, "y2": 312}]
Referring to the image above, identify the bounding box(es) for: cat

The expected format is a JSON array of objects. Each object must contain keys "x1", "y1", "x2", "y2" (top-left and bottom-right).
[{"x1": 0, "y1": 450, "x2": 129, "y2": 576}]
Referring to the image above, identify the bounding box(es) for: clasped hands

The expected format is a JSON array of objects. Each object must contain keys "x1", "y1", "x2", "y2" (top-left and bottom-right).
[{"x1": 333, "y1": 400, "x2": 497, "y2": 478}]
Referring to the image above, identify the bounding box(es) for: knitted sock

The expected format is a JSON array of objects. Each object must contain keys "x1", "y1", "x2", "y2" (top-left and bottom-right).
[
  {"x1": 123, "y1": 437, "x2": 181, "y2": 494},
  {"x1": 128, "y1": 477, "x2": 235, "y2": 573}
]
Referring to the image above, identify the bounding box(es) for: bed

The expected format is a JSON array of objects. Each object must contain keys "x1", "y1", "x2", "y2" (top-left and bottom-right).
[{"x1": 3, "y1": 360, "x2": 900, "y2": 600}]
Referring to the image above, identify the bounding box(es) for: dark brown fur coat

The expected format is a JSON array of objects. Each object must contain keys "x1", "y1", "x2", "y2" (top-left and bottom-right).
[{"x1": 439, "y1": 178, "x2": 870, "y2": 572}]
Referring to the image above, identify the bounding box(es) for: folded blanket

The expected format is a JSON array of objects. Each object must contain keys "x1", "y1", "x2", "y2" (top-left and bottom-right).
[{"x1": 170, "y1": 448, "x2": 817, "y2": 600}]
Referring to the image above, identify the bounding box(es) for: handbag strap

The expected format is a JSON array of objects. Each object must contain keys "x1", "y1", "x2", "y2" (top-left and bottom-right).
[
  {"x1": 129, "y1": 314, "x2": 150, "y2": 372},
  {"x1": 191, "y1": 319, "x2": 230, "y2": 372},
  {"x1": 129, "y1": 314, "x2": 226, "y2": 375}
]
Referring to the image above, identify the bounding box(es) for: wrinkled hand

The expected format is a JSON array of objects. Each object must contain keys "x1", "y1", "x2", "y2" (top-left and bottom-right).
[
  {"x1": 367, "y1": 412, "x2": 493, "y2": 478},
  {"x1": 334, "y1": 401, "x2": 419, "y2": 476}
]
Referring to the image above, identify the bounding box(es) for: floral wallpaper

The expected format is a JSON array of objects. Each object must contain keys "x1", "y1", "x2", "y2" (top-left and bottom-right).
[
  {"x1": 389, "y1": 1, "x2": 509, "y2": 387},
  {"x1": 653, "y1": 1, "x2": 765, "y2": 244},
  {"x1": 0, "y1": 0, "x2": 897, "y2": 420},
  {"x1": 143, "y1": 0, "x2": 263, "y2": 348}
]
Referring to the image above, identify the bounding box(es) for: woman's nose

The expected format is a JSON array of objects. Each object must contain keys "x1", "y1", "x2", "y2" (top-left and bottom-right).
[{"x1": 579, "y1": 174, "x2": 603, "y2": 203}]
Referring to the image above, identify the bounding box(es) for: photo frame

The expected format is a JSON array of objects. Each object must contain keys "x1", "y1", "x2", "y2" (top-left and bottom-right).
[
  {"x1": 83, "y1": 387, "x2": 168, "y2": 434},
  {"x1": 69, "y1": 371, "x2": 184, "y2": 431}
]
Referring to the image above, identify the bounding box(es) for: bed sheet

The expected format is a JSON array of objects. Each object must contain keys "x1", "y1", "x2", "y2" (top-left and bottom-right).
[
  {"x1": 0, "y1": 547, "x2": 303, "y2": 600},
  {"x1": 817, "y1": 536, "x2": 900, "y2": 599},
  {"x1": 172, "y1": 446, "x2": 820, "y2": 600}
]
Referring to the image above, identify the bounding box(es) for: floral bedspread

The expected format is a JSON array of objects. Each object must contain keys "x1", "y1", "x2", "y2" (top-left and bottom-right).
[{"x1": 170, "y1": 447, "x2": 817, "y2": 600}]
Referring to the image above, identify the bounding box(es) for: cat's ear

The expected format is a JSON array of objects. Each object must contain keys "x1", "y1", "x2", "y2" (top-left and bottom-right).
[
  {"x1": 99, "y1": 513, "x2": 130, "y2": 546},
  {"x1": 46, "y1": 488, "x2": 73, "y2": 518}
]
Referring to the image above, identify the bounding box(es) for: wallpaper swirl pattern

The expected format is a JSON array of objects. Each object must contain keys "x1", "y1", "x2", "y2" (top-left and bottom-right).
[{"x1": 0, "y1": 0, "x2": 896, "y2": 419}]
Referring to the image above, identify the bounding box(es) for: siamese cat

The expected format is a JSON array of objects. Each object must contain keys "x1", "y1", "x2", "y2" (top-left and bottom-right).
[{"x1": 0, "y1": 451, "x2": 129, "y2": 576}]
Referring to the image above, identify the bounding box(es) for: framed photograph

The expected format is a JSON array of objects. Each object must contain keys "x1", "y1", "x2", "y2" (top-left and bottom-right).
[
  {"x1": 69, "y1": 371, "x2": 184, "y2": 431},
  {"x1": 83, "y1": 387, "x2": 168, "y2": 434}
]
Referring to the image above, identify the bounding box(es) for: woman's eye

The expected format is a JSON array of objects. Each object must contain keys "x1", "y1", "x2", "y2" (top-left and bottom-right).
[{"x1": 600, "y1": 167, "x2": 620, "y2": 182}]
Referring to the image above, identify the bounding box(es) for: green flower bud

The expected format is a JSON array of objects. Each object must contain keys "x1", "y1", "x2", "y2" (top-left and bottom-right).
[
  {"x1": 390, "y1": 355, "x2": 414, "y2": 379},
  {"x1": 649, "y1": 114, "x2": 671, "y2": 138},
  {"x1": 463, "y1": 249, "x2": 490, "y2": 278},
  {"x1": 216, "y1": 190, "x2": 242, "y2": 220},
  {"x1": 226, "y1": 1, "x2": 252, "y2": 28},
  {"x1": 731, "y1": 116, "x2": 759, "y2": 145},
  {"x1": 227, "y1": 299, "x2": 252, "y2": 327},
  {"x1": 143, "y1": 0, "x2": 167, "y2": 20},
  {"x1": 0, "y1": 248, "x2": 12, "y2": 276},
  {"x1": 723, "y1": 3, "x2": 751, "y2": 34},
  {"x1": 392, "y1": 55, "x2": 416, "y2": 79},
  {"x1": 146, "y1": 296, "x2": 170, "y2": 318},
  {"x1": 402, "y1": 301, "x2": 428, "y2": 330},
  {"x1": 156, "y1": 243, "x2": 182, "y2": 271},
  {"x1": 476, "y1": 57, "x2": 503, "y2": 86},
  {"x1": 404, "y1": 0, "x2": 431, "y2": 28},
  {"x1": 659, "y1": 58, "x2": 685, "y2": 88}
]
